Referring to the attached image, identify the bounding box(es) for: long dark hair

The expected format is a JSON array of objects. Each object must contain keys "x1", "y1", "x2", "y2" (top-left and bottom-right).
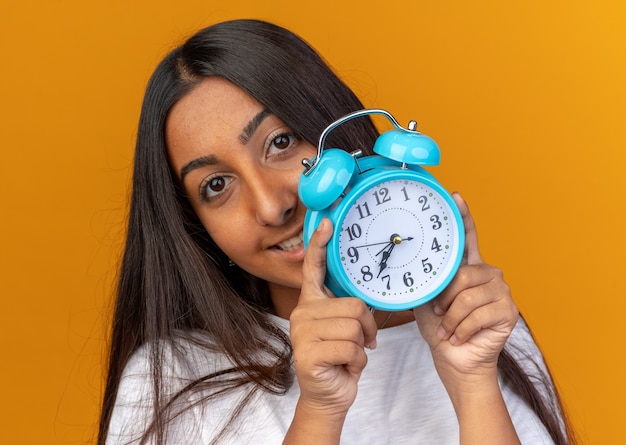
[{"x1": 98, "y1": 19, "x2": 574, "y2": 444}]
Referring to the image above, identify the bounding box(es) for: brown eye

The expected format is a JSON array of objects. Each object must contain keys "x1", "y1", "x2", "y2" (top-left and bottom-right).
[
  {"x1": 273, "y1": 134, "x2": 291, "y2": 150},
  {"x1": 200, "y1": 175, "x2": 232, "y2": 201},
  {"x1": 268, "y1": 132, "x2": 298, "y2": 154},
  {"x1": 209, "y1": 177, "x2": 226, "y2": 192}
]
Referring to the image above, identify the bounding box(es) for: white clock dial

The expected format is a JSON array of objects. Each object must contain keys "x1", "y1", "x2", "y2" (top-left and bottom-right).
[{"x1": 338, "y1": 178, "x2": 462, "y2": 306}]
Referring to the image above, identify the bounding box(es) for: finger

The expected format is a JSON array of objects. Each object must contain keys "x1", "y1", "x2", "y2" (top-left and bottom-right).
[
  {"x1": 292, "y1": 317, "x2": 366, "y2": 348},
  {"x1": 452, "y1": 192, "x2": 483, "y2": 265},
  {"x1": 298, "y1": 218, "x2": 378, "y2": 349},
  {"x1": 437, "y1": 270, "x2": 512, "y2": 339},
  {"x1": 442, "y1": 297, "x2": 518, "y2": 346},
  {"x1": 295, "y1": 339, "x2": 369, "y2": 376},
  {"x1": 291, "y1": 297, "x2": 379, "y2": 350},
  {"x1": 300, "y1": 217, "x2": 334, "y2": 301},
  {"x1": 433, "y1": 264, "x2": 500, "y2": 314}
]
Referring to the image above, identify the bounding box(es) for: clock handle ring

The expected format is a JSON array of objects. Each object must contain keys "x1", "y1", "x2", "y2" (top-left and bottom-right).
[{"x1": 301, "y1": 108, "x2": 413, "y2": 175}]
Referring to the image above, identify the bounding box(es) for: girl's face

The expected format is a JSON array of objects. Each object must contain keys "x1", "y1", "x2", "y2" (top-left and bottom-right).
[{"x1": 166, "y1": 77, "x2": 316, "y2": 304}]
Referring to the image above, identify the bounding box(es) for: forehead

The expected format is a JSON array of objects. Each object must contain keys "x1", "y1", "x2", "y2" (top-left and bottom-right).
[{"x1": 165, "y1": 77, "x2": 263, "y2": 166}]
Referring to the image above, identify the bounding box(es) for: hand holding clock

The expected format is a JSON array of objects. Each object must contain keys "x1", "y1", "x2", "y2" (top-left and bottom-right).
[
  {"x1": 413, "y1": 193, "x2": 521, "y2": 444},
  {"x1": 295, "y1": 109, "x2": 521, "y2": 442},
  {"x1": 413, "y1": 192, "x2": 518, "y2": 376},
  {"x1": 289, "y1": 195, "x2": 520, "y2": 443},
  {"x1": 286, "y1": 218, "x2": 377, "y2": 442}
]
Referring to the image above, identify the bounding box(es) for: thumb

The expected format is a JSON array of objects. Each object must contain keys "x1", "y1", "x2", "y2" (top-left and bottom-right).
[
  {"x1": 300, "y1": 217, "x2": 333, "y2": 301},
  {"x1": 452, "y1": 193, "x2": 484, "y2": 265}
]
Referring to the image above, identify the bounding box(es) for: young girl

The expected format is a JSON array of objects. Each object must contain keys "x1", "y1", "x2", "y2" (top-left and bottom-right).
[{"x1": 99, "y1": 19, "x2": 575, "y2": 444}]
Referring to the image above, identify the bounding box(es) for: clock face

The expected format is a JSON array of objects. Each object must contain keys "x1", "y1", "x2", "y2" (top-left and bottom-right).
[{"x1": 336, "y1": 177, "x2": 463, "y2": 309}]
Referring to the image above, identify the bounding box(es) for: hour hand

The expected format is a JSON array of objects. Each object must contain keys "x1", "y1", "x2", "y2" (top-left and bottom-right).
[{"x1": 377, "y1": 243, "x2": 395, "y2": 277}]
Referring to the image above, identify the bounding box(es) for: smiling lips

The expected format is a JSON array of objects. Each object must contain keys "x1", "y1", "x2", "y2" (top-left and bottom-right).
[{"x1": 275, "y1": 231, "x2": 304, "y2": 251}]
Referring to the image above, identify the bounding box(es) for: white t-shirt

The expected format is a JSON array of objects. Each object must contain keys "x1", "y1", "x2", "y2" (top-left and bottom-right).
[{"x1": 107, "y1": 316, "x2": 556, "y2": 444}]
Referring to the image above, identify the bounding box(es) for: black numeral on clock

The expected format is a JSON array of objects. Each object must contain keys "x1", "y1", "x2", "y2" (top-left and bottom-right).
[
  {"x1": 422, "y1": 258, "x2": 433, "y2": 274},
  {"x1": 401, "y1": 186, "x2": 411, "y2": 201},
  {"x1": 430, "y1": 214, "x2": 442, "y2": 230},
  {"x1": 356, "y1": 202, "x2": 371, "y2": 219},
  {"x1": 361, "y1": 265, "x2": 374, "y2": 282},
  {"x1": 380, "y1": 274, "x2": 391, "y2": 290},
  {"x1": 403, "y1": 271, "x2": 415, "y2": 287},
  {"x1": 373, "y1": 187, "x2": 391, "y2": 205},
  {"x1": 347, "y1": 246, "x2": 359, "y2": 263},
  {"x1": 344, "y1": 223, "x2": 362, "y2": 241}
]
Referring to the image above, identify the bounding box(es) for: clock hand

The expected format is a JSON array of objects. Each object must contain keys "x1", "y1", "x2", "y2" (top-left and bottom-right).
[
  {"x1": 353, "y1": 235, "x2": 414, "y2": 251},
  {"x1": 375, "y1": 234, "x2": 414, "y2": 278},
  {"x1": 374, "y1": 234, "x2": 414, "y2": 256},
  {"x1": 353, "y1": 240, "x2": 397, "y2": 250},
  {"x1": 374, "y1": 241, "x2": 394, "y2": 257},
  {"x1": 377, "y1": 243, "x2": 395, "y2": 278}
]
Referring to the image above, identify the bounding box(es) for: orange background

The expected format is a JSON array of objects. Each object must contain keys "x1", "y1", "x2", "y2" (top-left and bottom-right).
[{"x1": 1, "y1": 1, "x2": 624, "y2": 443}]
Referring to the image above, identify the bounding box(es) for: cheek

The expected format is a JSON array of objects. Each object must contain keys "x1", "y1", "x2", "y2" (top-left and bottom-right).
[{"x1": 199, "y1": 213, "x2": 254, "y2": 260}]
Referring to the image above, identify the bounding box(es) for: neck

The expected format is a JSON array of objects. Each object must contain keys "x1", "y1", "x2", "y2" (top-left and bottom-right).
[
  {"x1": 267, "y1": 283, "x2": 300, "y2": 319},
  {"x1": 372, "y1": 309, "x2": 415, "y2": 329}
]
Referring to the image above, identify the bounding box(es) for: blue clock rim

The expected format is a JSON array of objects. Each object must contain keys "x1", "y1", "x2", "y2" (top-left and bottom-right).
[{"x1": 303, "y1": 166, "x2": 466, "y2": 311}]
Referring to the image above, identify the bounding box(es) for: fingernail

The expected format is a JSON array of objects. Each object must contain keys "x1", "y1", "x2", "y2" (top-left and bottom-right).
[
  {"x1": 433, "y1": 303, "x2": 444, "y2": 316},
  {"x1": 437, "y1": 325, "x2": 447, "y2": 339},
  {"x1": 449, "y1": 334, "x2": 458, "y2": 345},
  {"x1": 366, "y1": 338, "x2": 378, "y2": 350}
]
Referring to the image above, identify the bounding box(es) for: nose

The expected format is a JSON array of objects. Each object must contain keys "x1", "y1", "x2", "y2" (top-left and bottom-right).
[{"x1": 247, "y1": 169, "x2": 298, "y2": 226}]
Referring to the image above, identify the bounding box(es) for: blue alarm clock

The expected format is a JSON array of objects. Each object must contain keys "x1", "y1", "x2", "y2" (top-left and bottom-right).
[{"x1": 298, "y1": 109, "x2": 465, "y2": 311}]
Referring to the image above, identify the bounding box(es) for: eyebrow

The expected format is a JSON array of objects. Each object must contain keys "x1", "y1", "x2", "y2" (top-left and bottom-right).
[
  {"x1": 178, "y1": 109, "x2": 272, "y2": 183},
  {"x1": 239, "y1": 109, "x2": 271, "y2": 145},
  {"x1": 180, "y1": 154, "x2": 218, "y2": 183}
]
